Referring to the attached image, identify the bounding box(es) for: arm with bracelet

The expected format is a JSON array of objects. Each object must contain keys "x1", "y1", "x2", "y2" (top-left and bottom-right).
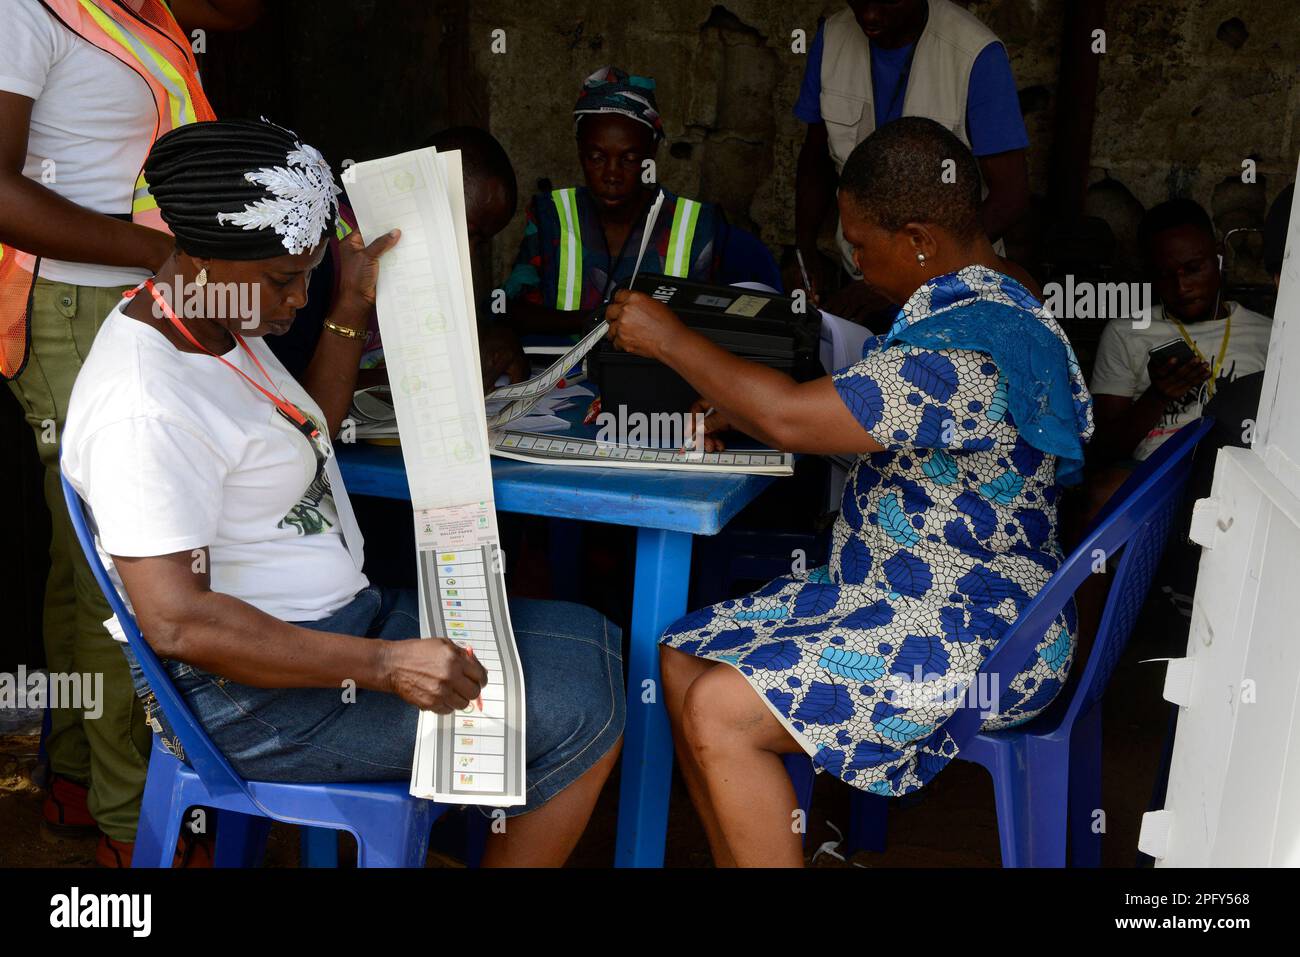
[{"x1": 297, "y1": 228, "x2": 400, "y2": 437}]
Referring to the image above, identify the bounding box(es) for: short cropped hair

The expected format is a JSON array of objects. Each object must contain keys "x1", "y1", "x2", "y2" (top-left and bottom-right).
[
  {"x1": 1137, "y1": 198, "x2": 1215, "y2": 256},
  {"x1": 423, "y1": 126, "x2": 518, "y2": 214},
  {"x1": 838, "y1": 117, "x2": 983, "y2": 240}
]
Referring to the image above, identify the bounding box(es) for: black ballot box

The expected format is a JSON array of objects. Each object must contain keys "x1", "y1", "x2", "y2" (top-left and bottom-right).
[{"x1": 588, "y1": 274, "x2": 824, "y2": 417}]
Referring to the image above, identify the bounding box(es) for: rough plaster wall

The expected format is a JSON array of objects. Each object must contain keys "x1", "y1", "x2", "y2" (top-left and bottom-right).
[
  {"x1": 1089, "y1": 1, "x2": 1300, "y2": 277},
  {"x1": 1092, "y1": 2, "x2": 1298, "y2": 207},
  {"x1": 966, "y1": 0, "x2": 1064, "y2": 214},
  {"x1": 470, "y1": 0, "x2": 1297, "y2": 284}
]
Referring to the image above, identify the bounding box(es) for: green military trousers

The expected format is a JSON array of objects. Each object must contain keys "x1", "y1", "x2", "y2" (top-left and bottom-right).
[{"x1": 7, "y1": 277, "x2": 150, "y2": 842}]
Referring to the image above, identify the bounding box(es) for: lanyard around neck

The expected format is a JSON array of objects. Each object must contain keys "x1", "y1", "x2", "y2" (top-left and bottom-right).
[
  {"x1": 1169, "y1": 309, "x2": 1231, "y2": 398},
  {"x1": 124, "y1": 279, "x2": 324, "y2": 444}
]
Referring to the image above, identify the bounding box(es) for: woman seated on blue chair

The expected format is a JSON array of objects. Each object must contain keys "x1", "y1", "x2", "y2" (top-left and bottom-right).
[
  {"x1": 605, "y1": 117, "x2": 1095, "y2": 867},
  {"x1": 60, "y1": 119, "x2": 624, "y2": 868}
]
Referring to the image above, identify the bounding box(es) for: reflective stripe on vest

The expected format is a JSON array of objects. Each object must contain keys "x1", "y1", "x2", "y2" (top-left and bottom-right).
[
  {"x1": 552, "y1": 188, "x2": 583, "y2": 311},
  {"x1": 1, "y1": 0, "x2": 213, "y2": 378},
  {"x1": 68, "y1": 0, "x2": 216, "y2": 225},
  {"x1": 664, "y1": 198, "x2": 701, "y2": 279},
  {"x1": 551, "y1": 190, "x2": 702, "y2": 309}
]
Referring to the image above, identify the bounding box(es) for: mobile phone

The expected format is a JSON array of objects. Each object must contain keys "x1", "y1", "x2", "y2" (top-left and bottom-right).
[{"x1": 1148, "y1": 337, "x2": 1196, "y2": 365}]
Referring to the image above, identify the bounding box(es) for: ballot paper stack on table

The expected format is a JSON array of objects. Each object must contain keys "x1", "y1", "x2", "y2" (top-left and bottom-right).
[
  {"x1": 349, "y1": 380, "x2": 591, "y2": 439},
  {"x1": 344, "y1": 147, "x2": 526, "y2": 806}
]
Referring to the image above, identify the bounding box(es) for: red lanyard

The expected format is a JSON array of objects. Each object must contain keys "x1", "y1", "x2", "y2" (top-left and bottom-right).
[{"x1": 124, "y1": 279, "x2": 324, "y2": 446}]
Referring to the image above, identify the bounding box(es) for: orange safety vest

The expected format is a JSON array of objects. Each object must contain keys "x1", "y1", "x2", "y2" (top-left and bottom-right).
[{"x1": 0, "y1": 0, "x2": 215, "y2": 380}]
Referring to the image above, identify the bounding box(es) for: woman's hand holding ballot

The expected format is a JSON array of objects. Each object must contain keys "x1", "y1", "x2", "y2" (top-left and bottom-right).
[
  {"x1": 335, "y1": 228, "x2": 402, "y2": 317},
  {"x1": 380, "y1": 637, "x2": 490, "y2": 715}
]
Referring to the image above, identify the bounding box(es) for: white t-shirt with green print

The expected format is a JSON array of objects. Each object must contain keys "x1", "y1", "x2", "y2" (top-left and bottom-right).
[{"x1": 63, "y1": 303, "x2": 368, "y2": 629}]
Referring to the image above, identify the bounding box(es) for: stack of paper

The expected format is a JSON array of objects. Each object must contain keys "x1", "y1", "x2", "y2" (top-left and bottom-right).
[
  {"x1": 483, "y1": 382, "x2": 593, "y2": 434},
  {"x1": 344, "y1": 147, "x2": 526, "y2": 807},
  {"x1": 347, "y1": 386, "x2": 399, "y2": 438}
]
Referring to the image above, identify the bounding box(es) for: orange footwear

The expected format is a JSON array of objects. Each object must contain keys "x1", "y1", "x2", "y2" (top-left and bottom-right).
[
  {"x1": 41, "y1": 775, "x2": 97, "y2": 839},
  {"x1": 96, "y1": 831, "x2": 215, "y2": 868}
]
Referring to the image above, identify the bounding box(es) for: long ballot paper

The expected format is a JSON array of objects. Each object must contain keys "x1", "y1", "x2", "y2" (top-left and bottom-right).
[
  {"x1": 344, "y1": 148, "x2": 525, "y2": 806},
  {"x1": 491, "y1": 429, "x2": 793, "y2": 473}
]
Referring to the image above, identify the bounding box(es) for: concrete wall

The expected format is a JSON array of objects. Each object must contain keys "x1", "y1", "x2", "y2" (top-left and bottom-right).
[
  {"x1": 200, "y1": 1, "x2": 1299, "y2": 282},
  {"x1": 463, "y1": 0, "x2": 1298, "y2": 282}
]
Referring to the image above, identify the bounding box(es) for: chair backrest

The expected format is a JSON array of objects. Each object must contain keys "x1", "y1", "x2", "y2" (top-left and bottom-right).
[
  {"x1": 943, "y1": 418, "x2": 1214, "y2": 748},
  {"x1": 60, "y1": 474, "x2": 253, "y2": 801}
]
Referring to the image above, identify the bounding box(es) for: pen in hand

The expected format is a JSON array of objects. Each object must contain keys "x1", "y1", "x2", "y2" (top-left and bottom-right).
[
  {"x1": 465, "y1": 646, "x2": 484, "y2": 712},
  {"x1": 682, "y1": 406, "x2": 716, "y2": 453}
]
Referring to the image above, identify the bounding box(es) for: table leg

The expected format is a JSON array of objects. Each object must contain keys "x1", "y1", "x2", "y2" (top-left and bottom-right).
[{"x1": 614, "y1": 527, "x2": 693, "y2": 868}]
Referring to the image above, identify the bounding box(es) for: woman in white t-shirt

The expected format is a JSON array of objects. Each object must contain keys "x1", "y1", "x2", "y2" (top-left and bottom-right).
[{"x1": 62, "y1": 119, "x2": 625, "y2": 867}]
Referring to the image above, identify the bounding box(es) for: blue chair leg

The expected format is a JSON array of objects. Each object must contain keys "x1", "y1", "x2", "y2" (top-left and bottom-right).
[
  {"x1": 353, "y1": 799, "x2": 438, "y2": 868},
  {"x1": 1068, "y1": 705, "x2": 1104, "y2": 867},
  {"x1": 133, "y1": 740, "x2": 186, "y2": 868},
  {"x1": 846, "y1": 793, "x2": 890, "y2": 855},
  {"x1": 782, "y1": 754, "x2": 815, "y2": 845},
  {"x1": 214, "y1": 811, "x2": 272, "y2": 868},
  {"x1": 986, "y1": 741, "x2": 1068, "y2": 867},
  {"x1": 300, "y1": 827, "x2": 340, "y2": 868}
]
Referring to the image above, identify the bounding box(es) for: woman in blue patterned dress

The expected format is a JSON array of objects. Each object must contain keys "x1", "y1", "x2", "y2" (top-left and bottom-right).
[{"x1": 604, "y1": 118, "x2": 1093, "y2": 866}]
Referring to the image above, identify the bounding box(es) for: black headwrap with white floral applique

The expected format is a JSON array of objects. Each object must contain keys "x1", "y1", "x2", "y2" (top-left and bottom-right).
[{"x1": 143, "y1": 117, "x2": 340, "y2": 259}]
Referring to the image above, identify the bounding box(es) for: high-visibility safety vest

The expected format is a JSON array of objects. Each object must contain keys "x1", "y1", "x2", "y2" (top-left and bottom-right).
[
  {"x1": 0, "y1": 0, "x2": 215, "y2": 380},
  {"x1": 550, "y1": 188, "x2": 702, "y2": 311}
]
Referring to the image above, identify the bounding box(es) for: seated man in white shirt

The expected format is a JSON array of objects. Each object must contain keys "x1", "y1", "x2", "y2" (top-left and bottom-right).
[
  {"x1": 61, "y1": 118, "x2": 624, "y2": 867},
  {"x1": 1085, "y1": 198, "x2": 1272, "y2": 510}
]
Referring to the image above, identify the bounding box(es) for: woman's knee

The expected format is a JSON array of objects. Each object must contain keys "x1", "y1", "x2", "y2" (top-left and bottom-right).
[
  {"x1": 660, "y1": 644, "x2": 707, "y2": 693},
  {"x1": 680, "y1": 665, "x2": 769, "y2": 754}
]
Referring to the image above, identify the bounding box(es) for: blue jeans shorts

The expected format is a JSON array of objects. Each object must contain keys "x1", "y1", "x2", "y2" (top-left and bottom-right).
[{"x1": 127, "y1": 588, "x2": 625, "y2": 817}]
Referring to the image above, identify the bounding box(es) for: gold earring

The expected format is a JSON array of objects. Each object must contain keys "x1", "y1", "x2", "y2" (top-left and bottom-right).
[{"x1": 195, "y1": 267, "x2": 208, "y2": 286}]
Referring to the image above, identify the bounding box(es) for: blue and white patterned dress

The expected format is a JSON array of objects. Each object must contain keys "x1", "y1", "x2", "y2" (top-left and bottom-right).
[{"x1": 661, "y1": 267, "x2": 1094, "y2": 796}]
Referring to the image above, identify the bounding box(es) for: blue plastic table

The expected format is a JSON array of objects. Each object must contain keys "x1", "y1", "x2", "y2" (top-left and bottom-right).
[{"x1": 336, "y1": 441, "x2": 775, "y2": 866}]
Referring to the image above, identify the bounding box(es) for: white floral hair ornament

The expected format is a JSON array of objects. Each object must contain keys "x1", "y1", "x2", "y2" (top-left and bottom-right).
[{"x1": 215, "y1": 140, "x2": 341, "y2": 255}]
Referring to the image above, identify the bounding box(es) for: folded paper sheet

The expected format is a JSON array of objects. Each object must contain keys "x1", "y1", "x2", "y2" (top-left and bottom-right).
[{"x1": 344, "y1": 148, "x2": 525, "y2": 806}]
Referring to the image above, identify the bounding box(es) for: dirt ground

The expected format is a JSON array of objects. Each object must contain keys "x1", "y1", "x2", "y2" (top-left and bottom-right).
[{"x1": 0, "y1": 595, "x2": 1181, "y2": 868}]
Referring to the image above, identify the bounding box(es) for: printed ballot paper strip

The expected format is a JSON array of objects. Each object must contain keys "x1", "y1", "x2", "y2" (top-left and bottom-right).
[
  {"x1": 491, "y1": 430, "x2": 794, "y2": 474},
  {"x1": 344, "y1": 148, "x2": 525, "y2": 806}
]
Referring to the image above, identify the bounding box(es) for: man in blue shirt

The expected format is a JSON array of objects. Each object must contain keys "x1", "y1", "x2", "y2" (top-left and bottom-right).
[{"x1": 794, "y1": 0, "x2": 1030, "y2": 322}]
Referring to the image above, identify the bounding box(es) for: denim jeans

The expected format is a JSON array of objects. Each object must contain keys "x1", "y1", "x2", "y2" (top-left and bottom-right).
[{"x1": 129, "y1": 587, "x2": 624, "y2": 817}]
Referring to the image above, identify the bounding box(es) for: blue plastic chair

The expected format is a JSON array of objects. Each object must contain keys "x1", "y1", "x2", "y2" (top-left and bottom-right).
[
  {"x1": 61, "y1": 474, "x2": 450, "y2": 868},
  {"x1": 785, "y1": 418, "x2": 1214, "y2": 867}
]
